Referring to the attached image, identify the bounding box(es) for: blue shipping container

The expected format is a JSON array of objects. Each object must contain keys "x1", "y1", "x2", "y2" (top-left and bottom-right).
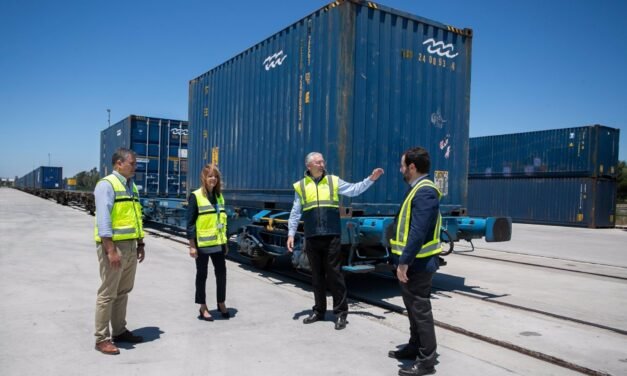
[
  {"x1": 16, "y1": 166, "x2": 63, "y2": 190},
  {"x1": 469, "y1": 125, "x2": 620, "y2": 178},
  {"x1": 467, "y1": 177, "x2": 617, "y2": 228},
  {"x1": 189, "y1": 0, "x2": 473, "y2": 215},
  {"x1": 100, "y1": 115, "x2": 188, "y2": 197}
]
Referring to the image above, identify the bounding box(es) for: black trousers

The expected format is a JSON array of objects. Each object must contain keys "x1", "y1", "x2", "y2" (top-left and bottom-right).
[
  {"x1": 195, "y1": 250, "x2": 227, "y2": 305},
  {"x1": 305, "y1": 235, "x2": 348, "y2": 316},
  {"x1": 399, "y1": 269, "x2": 437, "y2": 367}
]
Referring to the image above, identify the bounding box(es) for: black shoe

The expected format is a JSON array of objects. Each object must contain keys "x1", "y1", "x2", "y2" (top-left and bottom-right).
[
  {"x1": 334, "y1": 314, "x2": 348, "y2": 330},
  {"x1": 198, "y1": 309, "x2": 214, "y2": 322},
  {"x1": 303, "y1": 312, "x2": 324, "y2": 324},
  {"x1": 217, "y1": 304, "x2": 231, "y2": 319},
  {"x1": 388, "y1": 346, "x2": 418, "y2": 360},
  {"x1": 398, "y1": 363, "x2": 435, "y2": 376},
  {"x1": 112, "y1": 330, "x2": 143, "y2": 343}
]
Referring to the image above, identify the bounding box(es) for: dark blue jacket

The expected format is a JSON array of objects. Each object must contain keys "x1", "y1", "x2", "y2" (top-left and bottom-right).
[{"x1": 395, "y1": 176, "x2": 440, "y2": 273}]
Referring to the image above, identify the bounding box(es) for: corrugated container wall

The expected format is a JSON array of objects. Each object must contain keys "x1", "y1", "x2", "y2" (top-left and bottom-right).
[
  {"x1": 100, "y1": 115, "x2": 189, "y2": 197},
  {"x1": 189, "y1": 0, "x2": 473, "y2": 215},
  {"x1": 467, "y1": 177, "x2": 617, "y2": 228},
  {"x1": 16, "y1": 166, "x2": 63, "y2": 189},
  {"x1": 469, "y1": 125, "x2": 620, "y2": 178}
]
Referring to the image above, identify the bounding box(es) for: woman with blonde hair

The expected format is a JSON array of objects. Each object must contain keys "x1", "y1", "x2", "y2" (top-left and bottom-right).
[{"x1": 186, "y1": 164, "x2": 230, "y2": 321}]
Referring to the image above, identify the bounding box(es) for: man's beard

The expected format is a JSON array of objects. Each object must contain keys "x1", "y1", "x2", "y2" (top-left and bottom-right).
[{"x1": 402, "y1": 170, "x2": 412, "y2": 183}]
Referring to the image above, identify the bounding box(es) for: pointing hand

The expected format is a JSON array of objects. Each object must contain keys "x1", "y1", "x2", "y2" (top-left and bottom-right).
[{"x1": 369, "y1": 168, "x2": 384, "y2": 181}]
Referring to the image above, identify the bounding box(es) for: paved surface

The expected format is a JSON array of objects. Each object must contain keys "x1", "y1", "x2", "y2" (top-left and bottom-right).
[
  {"x1": 469, "y1": 223, "x2": 627, "y2": 267},
  {"x1": 1, "y1": 187, "x2": 617, "y2": 375}
]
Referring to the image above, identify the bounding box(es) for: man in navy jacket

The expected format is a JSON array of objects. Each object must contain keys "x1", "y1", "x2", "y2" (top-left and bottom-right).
[{"x1": 389, "y1": 147, "x2": 441, "y2": 376}]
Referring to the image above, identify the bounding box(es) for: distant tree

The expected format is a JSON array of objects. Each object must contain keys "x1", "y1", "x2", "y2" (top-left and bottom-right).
[
  {"x1": 618, "y1": 160, "x2": 626, "y2": 203},
  {"x1": 74, "y1": 168, "x2": 100, "y2": 191}
]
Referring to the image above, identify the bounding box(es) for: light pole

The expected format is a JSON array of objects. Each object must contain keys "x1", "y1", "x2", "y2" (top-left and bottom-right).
[{"x1": 107, "y1": 109, "x2": 111, "y2": 127}]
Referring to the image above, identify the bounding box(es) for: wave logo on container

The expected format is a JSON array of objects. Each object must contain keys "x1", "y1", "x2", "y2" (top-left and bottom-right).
[
  {"x1": 422, "y1": 38, "x2": 458, "y2": 59},
  {"x1": 171, "y1": 128, "x2": 188, "y2": 136},
  {"x1": 263, "y1": 50, "x2": 287, "y2": 70}
]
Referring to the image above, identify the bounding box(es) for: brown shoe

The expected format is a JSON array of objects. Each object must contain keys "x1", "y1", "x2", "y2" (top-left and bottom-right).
[{"x1": 95, "y1": 340, "x2": 120, "y2": 355}]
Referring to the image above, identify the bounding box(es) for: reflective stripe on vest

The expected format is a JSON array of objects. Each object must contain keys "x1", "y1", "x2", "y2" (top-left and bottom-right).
[
  {"x1": 390, "y1": 179, "x2": 442, "y2": 258},
  {"x1": 193, "y1": 188, "x2": 227, "y2": 247},
  {"x1": 94, "y1": 174, "x2": 144, "y2": 242},
  {"x1": 293, "y1": 175, "x2": 340, "y2": 211}
]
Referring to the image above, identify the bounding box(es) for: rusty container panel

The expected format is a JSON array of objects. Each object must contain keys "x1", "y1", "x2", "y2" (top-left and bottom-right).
[{"x1": 188, "y1": 0, "x2": 472, "y2": 215}]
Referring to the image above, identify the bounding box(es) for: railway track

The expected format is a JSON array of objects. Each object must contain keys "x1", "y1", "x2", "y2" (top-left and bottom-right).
[{"x1": 452, "y1": 244, "x2": 627, "y2": 281}]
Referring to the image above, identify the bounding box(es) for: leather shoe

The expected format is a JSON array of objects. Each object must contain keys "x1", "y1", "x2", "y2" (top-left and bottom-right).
[
  {"x1": 112, "y1": 330, "x2": 143, "y2": 343},
  {"x1": 388, "y1": 346, "x2": 418, "y2": 360},
  {"x1": 95, "y1": 340, "x2": 120, "y2": 355},
  {"x1": 334, "y1": 314, "x2": 348, "y2": 330},
  {"x1": 398, "y1": 363, "x2": 435, "y2": 376},
  {"x1": 303, "y1": 312, "x2": 324, "y2": 324}
]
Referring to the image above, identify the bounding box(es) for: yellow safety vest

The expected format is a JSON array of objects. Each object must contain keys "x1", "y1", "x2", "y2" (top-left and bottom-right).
[
  {"x1": 193, "y1": 188, "x2": 227, "y2": 247},
  {"x1": 390, "y1": 179, "x2": 442, "y2": 258},
  {"x1": 94, "y1": 174, "x2": 144, "y2": 243},
  {"x1": 293, "y1": 174, "x2": 341, "y2": 237},
  {"x1": 293, "y1": 174, "x2": 340, "y2": 211}
]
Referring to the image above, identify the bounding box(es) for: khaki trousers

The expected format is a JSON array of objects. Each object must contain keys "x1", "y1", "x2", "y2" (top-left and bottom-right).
[{"x1": 94, "y1": 240, "x2": 138, "y2": 343}]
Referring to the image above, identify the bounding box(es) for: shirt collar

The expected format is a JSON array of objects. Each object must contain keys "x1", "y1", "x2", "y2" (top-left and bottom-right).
[
  {"x1": 409, "y1": 174, "x2": 428, "y2": 187},
  {"x1": 305, "y1": 170, "x2": 326, "y2": 182}
]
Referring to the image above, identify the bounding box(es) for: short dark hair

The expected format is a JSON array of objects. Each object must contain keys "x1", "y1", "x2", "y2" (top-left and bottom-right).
[
  {"x1": 111, "y1": 148, "x2": 136, "y2": 166},
  {"x1": 403, "y1": 147, "x2": 430, "y2": 174}
]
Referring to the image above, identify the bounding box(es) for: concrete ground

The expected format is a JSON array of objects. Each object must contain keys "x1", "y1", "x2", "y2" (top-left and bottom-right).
[{"x1": 0, "y1": 187, "x2": 609, "y2": 375}]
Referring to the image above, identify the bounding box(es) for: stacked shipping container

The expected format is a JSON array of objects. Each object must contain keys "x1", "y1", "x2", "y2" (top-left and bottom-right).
[
  {"x1": 100, "y1": 115, "x2": 188, "y2": 197},
  {"x1": 467, "y1": 125, "x2": 620, "y2": 228}
]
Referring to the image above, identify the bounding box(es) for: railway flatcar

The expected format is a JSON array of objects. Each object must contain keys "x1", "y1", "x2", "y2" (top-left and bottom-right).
[{"x1": 186, "y1": 0, "x2": 511, "y2": 271}]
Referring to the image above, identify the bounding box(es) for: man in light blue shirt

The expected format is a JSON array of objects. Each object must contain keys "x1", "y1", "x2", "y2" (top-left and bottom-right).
[{"x1": 93, "y1": 148, "x2": 145, "y2": 355}]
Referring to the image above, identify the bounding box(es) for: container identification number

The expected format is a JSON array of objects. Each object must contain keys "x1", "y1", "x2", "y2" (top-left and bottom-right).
[{"x1": 400, "y1": 49, "x2": 456, "y2": 71}]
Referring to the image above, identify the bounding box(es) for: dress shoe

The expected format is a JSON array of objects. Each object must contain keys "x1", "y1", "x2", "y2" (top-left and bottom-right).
[
  {"x1": 388, "y1": 346, "x2": 418, "y2": 360},
  {"x1": 113, "y1": 330, "x2": 143, "y2": 343},
  {"x1": 95, "y1": 340, "x2": 120, "y2": 355},
  {"x1": 217, "y1": 304, "x2": 231, "y2": 319},
  {"x1": 198, "y1": 309, "x2": 214, "y2": 322},
  {"x1": 302, "y1": 312, "x2": 324, "y2": 324},
  {"x1": 334, "y1": 314, "x2": 348, "y2": 330},
  {"x1": 398, "y1": 363, "x2": 436, "y2": 376}
]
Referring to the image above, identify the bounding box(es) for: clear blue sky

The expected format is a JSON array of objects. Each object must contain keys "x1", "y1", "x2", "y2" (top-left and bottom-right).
[{"x1": 1, "y1": 0, "x2": 626, "y2": 178}]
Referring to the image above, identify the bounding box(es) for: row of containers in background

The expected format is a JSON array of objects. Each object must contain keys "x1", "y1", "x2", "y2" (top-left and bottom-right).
[
  {"x1": 14, "y1": 166, "x2": 64, "y2": 189},
  {"x1": 467, "y1": 125, "x2": 621, "y2": 228},
  {"x1": 100, "y1": 115, "x2": 188, "y2": 197}
]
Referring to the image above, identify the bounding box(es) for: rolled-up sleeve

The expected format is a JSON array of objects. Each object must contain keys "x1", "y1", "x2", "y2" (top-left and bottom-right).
[{"x1": 94, "y1": 180, "x2": 114, "y2": 238}]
